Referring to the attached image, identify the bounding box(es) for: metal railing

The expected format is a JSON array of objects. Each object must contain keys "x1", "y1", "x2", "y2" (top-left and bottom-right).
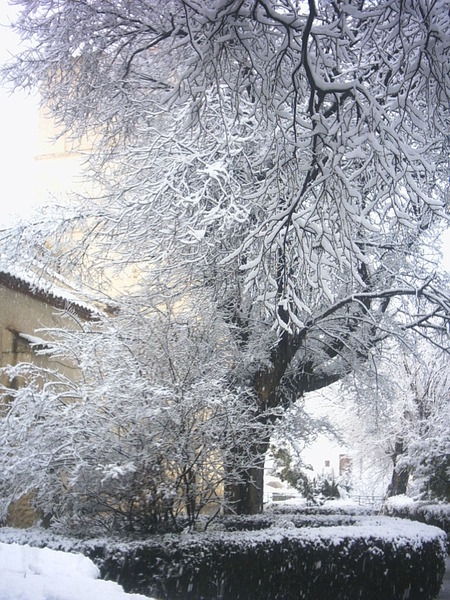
[{"x1": 352, "y1": 495, "x2": 384, "y2": 509}]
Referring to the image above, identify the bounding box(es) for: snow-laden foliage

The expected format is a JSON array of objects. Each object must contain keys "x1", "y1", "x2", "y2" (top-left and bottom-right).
[
  {"x1": 1, "y1": 0, "x2": 449, "y2": 514},
  {"x1": 4, "y1": 0, "x2": 449, "y2": 355},
  {"x1": 327, "y1": 340, "x2": 450, "y2": 501},
  {"x1": 0, "y1": 296, "x2": 276, "y2": 533},
  {"x1": 395, "y1": 349, "x2": 450, "y2": 501}
]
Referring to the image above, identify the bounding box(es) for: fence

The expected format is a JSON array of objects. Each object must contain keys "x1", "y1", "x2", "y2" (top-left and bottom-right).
[{"x1": 352, "y1": 495, "x2": 384, "y2": 509}]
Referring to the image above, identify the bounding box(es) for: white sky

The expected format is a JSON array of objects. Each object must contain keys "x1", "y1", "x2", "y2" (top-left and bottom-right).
[{"x1": 0, "y1": 2, "x2": 39, "y2": 226}]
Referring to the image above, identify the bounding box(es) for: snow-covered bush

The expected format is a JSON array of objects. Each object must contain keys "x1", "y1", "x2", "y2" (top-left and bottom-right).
[
  {"x1": 384, "y1": 497, "x2": 450, "y2": 548},
  {"x1": 0, "y1": 507, "x2": 446, "y2": 599},
  {"x1": 44, "y1": 517, "x2": 448, "y2": 600},
  {"x1": 397, "y1": 413, "x2": 450, "y2": 502},
  {"x1": 0, "y1": 297, "x2": 273, "y2": 533},
  {"x1": 266, "y1": 499, "x2": 373, "y2": 517}
]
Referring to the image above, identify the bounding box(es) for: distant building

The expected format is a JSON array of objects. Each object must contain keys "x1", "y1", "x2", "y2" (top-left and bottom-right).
[
  {"x1": 1, "y1": 266, "x2": 96, "y2": 372},
  {"x1": 339, "y1": 454, "x2": 352, "y2": 477}
]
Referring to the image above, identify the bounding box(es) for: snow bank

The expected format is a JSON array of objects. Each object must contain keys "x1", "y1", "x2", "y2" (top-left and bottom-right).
[
  {"x1": 384, "y1": 494, "x2": 415, "y2": 510},
  {"x1": 0, "y1": 542, "x2": 154, "y2": 600}
]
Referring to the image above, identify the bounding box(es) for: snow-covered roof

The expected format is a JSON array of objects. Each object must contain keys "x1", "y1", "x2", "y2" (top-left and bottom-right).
[{"x1": 0, "y1": 265, "x2": 100, "y2": 321}]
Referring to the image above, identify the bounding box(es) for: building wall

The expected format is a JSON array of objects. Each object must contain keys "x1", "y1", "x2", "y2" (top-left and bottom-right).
[
  {"x1": 34, "y1": 104, "x2": 93, "y2": 206},
  {"x1": 0, "y1": 283, "x2": 79, "y2": 378},
  {"x1": 0, "y1": 281, "x2": 84, "y2": 527},
  {"x1": 33, "y1": 105, "x2": 142, "y2": 296}
]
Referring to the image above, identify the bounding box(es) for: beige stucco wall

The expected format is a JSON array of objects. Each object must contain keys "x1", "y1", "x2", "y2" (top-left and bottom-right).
[
  {"x1": 5, "y1": 494, "x2": 40, "y2": 529},
  {"x1": 33, "y1": 105, "x2": 143, "y2": 295},
  {"x1": 0, "y1": 283, "x2": 80, "y2": 378},
  {"x1": 0, "y1": 282, "x2": 84, "y2": 527},
  {"x1": 34, "y1": 104, "x2": 93, "y2": 206}
]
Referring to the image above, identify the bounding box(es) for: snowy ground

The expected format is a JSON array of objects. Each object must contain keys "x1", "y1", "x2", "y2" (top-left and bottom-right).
[{"x1": 0, "y1": 542, "x2": 155, "y2": 600}]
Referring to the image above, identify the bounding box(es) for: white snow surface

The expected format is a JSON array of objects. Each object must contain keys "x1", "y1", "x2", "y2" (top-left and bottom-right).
[
  {"x1": 0, "y1": 542, "x2": 154, "y2": 600},
  {"x1": 384, "y1": 494, "x2": 416, "y2": 510}
]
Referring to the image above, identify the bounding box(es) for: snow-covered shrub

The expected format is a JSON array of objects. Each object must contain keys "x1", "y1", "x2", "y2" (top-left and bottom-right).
[
  {"x1": 398, "y1": 428, "x2": 450, "y2": 502},
  {"x1": 266, "y1": 499, "x2": 373, "y2": 517},
  {"x1": 269, "y1": 443, "x2": 335, "y2": 504},
  {"x1": 0, "y1": 510, "x2": 445, "y2": 599},
  {"x1": 384, "y1": 497, "x2": 450, "y2": 549},
  {"x1": 384, "y1": 494, "x2": 416, "y2": 514},
  {"x1": 76, "y1": 517, "x2": 446, "y2": 600},
  {"x1": 0, "y1": 299, "x2": 272, "y2": 533},
  {"x1": 213, "y1": 511, "x2": 365, "y2": 532}
]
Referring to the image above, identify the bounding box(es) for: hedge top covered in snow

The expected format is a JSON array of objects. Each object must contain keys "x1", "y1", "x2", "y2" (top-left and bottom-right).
[
  {"x1": 0, "y1": 512, "x2": 446, "y2": 555},
  {"x1": 0, "y1": 510, "x2": 446, "y2": 600}
]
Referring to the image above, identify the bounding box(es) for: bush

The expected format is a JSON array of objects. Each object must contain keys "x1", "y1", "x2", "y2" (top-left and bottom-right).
[
  {"x1": 82, "y1": 517, "x2": 446, "y2": 600},
  {"x1": 384, "y1": 496, "x2": 450, "y2": 549},
  {"x1": 0, "y1": 509, "x2": 446, "y2": 599},
  {"x1": 266, "y1": 499, "x2": 373, "y2": 516}
]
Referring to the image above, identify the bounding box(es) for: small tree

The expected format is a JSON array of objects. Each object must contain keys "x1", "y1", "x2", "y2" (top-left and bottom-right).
[
  {"x1": 328, "y1": 340, "x2": 450, "y2": 501},
  {"x1": 0, "y1": 293, "x2": 275, "y2": 533},
  {"x1": 395, "y1": 348, "x2": 450, "y2": 501}
]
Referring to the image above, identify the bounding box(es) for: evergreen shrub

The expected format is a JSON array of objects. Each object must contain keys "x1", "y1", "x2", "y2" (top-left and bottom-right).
[
  {"x1": 0, "y1": 506, "x2": 445, "y2": 599},
  {"x1": 80, "y1": 513, "x2": 446, "y2": 600},
  {"x1": 384, "y1": 498, "x2": 450, "y2": 550}
]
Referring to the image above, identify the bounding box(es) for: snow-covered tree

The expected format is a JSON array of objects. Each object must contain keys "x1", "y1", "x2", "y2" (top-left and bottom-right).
[
  {"x1": 2, "y1": 0, "x2": 449, "y2": 513},
  {"x1": 329, "y1": 340, "x2": 450, "y2": 501},
  {"x1": 0, "y1": 293, "x2": 275, "y2": 532},
  {"x1": 395, "y1": 346, "x2": 450, "y2": 501}
]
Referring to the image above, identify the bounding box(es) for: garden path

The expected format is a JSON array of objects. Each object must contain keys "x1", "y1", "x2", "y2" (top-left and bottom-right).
[{"x1": 438, "y1": 556, "x2": 450, "y2": 599}]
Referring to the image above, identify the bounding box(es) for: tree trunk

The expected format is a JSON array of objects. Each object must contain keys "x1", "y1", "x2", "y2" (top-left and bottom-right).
[
  {"x1": 224, "y1": 326, "x2": 345, "y2": 514},
  {"x1": 224, "y1": 339, "x2": 294, "y2": 515},
  {"x1": 387, "y1": 439, "x2": 410, "y2": 497},
  {"x1": 225, "y1": 439, "x2": 270, "y2": 515}
]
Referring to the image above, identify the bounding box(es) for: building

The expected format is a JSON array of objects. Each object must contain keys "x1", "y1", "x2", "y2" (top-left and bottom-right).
[{"x1": 0, "y1": 264, "x2": 100, "y2": 526}]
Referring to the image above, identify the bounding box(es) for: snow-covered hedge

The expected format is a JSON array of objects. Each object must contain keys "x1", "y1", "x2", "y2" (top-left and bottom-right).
[
  {"x1": 266, "y1": 498, "x2": 374, "y2": 516},
  {"x1": 0, "y1": 512, "x2": 446, "y2": 600},
  {"x1": 87, "y1": 517, "x2": 446, "y2": 600},
  {"x1": 214, "y1": 501, "x2": 372, "y2": 532},
  {"x1": 384, "y1": 496, "x2": 450, "y2": 548}
]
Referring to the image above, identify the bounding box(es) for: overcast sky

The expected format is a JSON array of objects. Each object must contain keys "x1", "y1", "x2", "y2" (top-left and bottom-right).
[{"x1": 0, "y1": 2, "x2": 39, "y2": 226}]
